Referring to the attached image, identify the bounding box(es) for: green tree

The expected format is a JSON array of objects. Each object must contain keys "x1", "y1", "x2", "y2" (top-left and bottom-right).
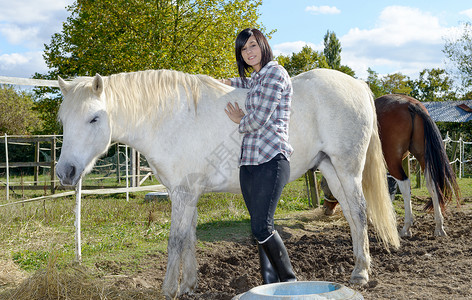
[
  {"x1": 35, "y1": 0, "x2": 265, "y2": 134},
  {"x1": 366, "y1": 69, "x2": 411, "y2": 98},
  {"x1": 408, "y1": 68, "x2": 456, "y2": 102},
  {"x1": 44, "y1": 0, "x2": 263, "y2": 78},
  {"x1": 0, "y1": 86, "x2": 42, "y2": 135},
  {"x1": 443, "y1": 22, "x2": 472, "y2": 92},
  {"x1": 323, "y1": 30, "x2": 341, "y2": 70},
  {"x1": 322, "y1": 30, "x2": 355, "y2": 77},
  {"x1": 366, "y1": 68, "x2": 387, "y2": 99},
  {"x1": 381, "y1": 73, "x2": 412, "y2": 95},
  {"x1": 276, "y1": 45, "x2": 328, "y2": 77}
]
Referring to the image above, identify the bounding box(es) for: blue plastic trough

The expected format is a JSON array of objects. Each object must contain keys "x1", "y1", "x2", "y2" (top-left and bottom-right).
[{"x1": 233, "y1": 281, "x2": 364, "y2": 300}]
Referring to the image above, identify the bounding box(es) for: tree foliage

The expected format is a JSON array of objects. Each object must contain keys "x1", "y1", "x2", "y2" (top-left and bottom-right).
[
  {"x1": 0, "y1": 86, "x2": 42, "y2": 135},
  {"x1": 366, "y1": 69, "x2": 411, "y2": 98},
  {"x1": 408, "y1": 68, "x2": 456, "y2": 102},
  {"x1": 323, "y1": 30, "x2": 341, "y2": 70},
  {"x1": 381, "y1": 73, "x2": 412, "y2": 95},
  {"x1": 443, "y1": 22, "x2": 472, "y2": 92},
  {"x1": 276, "y1": 46, "x2": 328, "y2": 77},
  {"x1": 44, "y1": 0, "x2": 264, "y2": 78},
  {"x1": 276, "y1": 30, "x2": 355, "y2": 78},
  {"x1": 366, "y1": 68, "x2": 387, "y2": 99},
  {"x1": 34, "y1": 0, "x2": 265, "y2": 134}
]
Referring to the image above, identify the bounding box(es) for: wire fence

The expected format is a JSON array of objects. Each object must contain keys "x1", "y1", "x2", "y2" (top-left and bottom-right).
[{"x1": 443, "y1": 135, "x2": 472, "y2": 178}]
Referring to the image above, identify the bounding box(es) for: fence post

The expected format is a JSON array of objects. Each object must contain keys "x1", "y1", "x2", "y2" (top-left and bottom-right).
[
  {"x1": 50, "y1": 136, "x2": 56, "y2": 194},
  {"x1": 34, "y1": 141, "x2": 40, "y2": 186},
  {"x1": 116, "y1": 143, "x2": 121, "y2": 183},
  {"x1": 136, "y1": 151, "x2": 141, "y2": 187},
  {"x1": 451, "y1": 132, "x2": 459, "y2": 175},
  {"x1": 415, "y1": 161, "x2": 421, "y2": 188},
  {"x1": 306, "y1": 170, "x2": 319, "y2": 208},
  {"x1": 4, "y1": 134, "x2": 9, "y2": 201},
  {"x1": 460, "y1": 137, "x2": 464, "y2": 178},
  {"x1": 402, "y1": 154, "x2": 410, "y2": 178},
  {"x1": 75, "y1": 178, "x2": 82, "y2": 263},
  {"x1": 131, "y1": 149, "x2": 136, "y2": 187},
  {"x1": 125, "y1": 145, "x2": 129, "y2": 201}
]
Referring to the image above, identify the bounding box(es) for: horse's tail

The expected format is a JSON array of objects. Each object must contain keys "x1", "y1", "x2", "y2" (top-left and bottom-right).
[
  {"x1": 409, "y1": 103, "x2": 461, "y2": 212},
  {"x1": 363, "y1": 94, "x2": 400, "y2": 250}
]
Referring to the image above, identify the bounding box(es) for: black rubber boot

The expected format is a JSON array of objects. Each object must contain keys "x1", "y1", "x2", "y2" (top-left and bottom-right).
[
  {"x1": 258, "y1": 244, "x2": 280, "y2": 284},
  {"x1": 260, "y1": 231, "x2": 297, "y2": 282}
]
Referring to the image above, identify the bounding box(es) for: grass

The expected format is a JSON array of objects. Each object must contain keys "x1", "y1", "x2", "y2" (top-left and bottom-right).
[
  {"x1": 0, "y1": 172, "x2": 471, "y2": 279},
  {"x1": 0, "y1": 175, "x2": 312, "y2": 275}
]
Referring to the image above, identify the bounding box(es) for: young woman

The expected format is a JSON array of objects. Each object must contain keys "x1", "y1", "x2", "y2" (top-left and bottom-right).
[{"x1": 223, "y1": 28, "x2": 296, "y2": 284}]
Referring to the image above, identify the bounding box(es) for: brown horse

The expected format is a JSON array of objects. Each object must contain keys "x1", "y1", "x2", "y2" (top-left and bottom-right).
[{"x1": 324, "y1": 94, "x2": 460, "y2": 237}]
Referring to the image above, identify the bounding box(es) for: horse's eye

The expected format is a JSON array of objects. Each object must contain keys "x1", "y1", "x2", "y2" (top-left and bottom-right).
[{"x1": 90, "y1": 116, "x2": 99, "y2": 124}]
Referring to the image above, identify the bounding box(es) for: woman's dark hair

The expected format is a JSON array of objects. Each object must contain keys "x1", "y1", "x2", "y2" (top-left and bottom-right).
[{"x1": 235, "y1": 28, "x2": 273, "y2": 78}]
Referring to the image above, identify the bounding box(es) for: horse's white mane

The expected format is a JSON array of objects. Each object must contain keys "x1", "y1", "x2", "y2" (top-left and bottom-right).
[{"x1": 60, "y1": 69, "x2": 231, "y2": 125}]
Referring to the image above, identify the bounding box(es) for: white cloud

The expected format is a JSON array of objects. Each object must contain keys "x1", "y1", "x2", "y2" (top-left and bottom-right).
[
  {"x1": 0, "y1": 24, "x2": 39, "y2": 46},
  {"x1": 342, "y1": 6, "x2": 446, "y2": 47},
  {"x1": 0, "y1": 51, "x2": 48, "y2": 78},
  {"x1": 0, "y1": 0, "x2": 73, "y2": 49},
  {"x1": 339, "y1": 6, "x2": 451, "y2": 79},
  {"x1": 0, "y1": 0, "x2": 74, "y2": 77},
  {"x1": 272, "y1": 41, "x2": 322, "y2": 57},
  {"x1": 460, "y1": 8, "x2": 472, "y2": 19},
  {"x1": 0, "y1": 0, "x2": 72, "y2": 24},
  {"x1": 305, "y1": 5, "x2": 340, "y2": 15}
]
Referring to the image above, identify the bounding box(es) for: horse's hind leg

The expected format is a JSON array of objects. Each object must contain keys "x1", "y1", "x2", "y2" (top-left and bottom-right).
[
  {"x1": 162, "y1": 188, "x2": 200, "y2": 298},
  {"x1": 425, "y1": 171, "x2": 447, "y2": 236},
  {"x1": 320, "y1": 161, "x2": 370, "y2": 285},
  {"x1": 396, "y1": 178, "x2": 413, "y2": 237}
]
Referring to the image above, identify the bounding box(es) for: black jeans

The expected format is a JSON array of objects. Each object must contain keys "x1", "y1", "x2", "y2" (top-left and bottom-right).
[{"x1": 239, "y1": 154, "x2": 290, "y2": 242}]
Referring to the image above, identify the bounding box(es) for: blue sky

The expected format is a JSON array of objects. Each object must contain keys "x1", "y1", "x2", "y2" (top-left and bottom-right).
[{"x1": 0, "y1": 0, "x2": 471, "y2": 81}]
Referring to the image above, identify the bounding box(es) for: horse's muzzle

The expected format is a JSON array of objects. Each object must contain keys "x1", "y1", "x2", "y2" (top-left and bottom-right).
[{"x1": 57, "y1": 163, "x2": 79, "y2": 186}]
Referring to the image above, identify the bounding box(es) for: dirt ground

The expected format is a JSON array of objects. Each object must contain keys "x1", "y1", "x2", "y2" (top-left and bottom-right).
[
  {"x1": 3, "y1": 196, "x2": 472, "y2": 299},
  {"x1": 104, "y1": 195, "x2": 471, "y2": 300}
]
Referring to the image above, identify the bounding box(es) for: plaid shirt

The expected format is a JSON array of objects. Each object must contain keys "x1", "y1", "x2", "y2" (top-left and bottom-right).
[{"x1": 230, "y1": 61, "x2": 293, "y2": 166}]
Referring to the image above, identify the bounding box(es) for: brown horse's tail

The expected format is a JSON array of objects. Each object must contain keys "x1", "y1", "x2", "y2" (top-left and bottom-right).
[
  {"x1": 363, "y1": 92, "x2": 400, "y2": 249},
  {"x1": 409, "y1": 103, "x2": 461, "y2": 212}
]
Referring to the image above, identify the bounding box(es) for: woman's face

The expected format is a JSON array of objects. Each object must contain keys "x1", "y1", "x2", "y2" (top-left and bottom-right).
[{"x1": 241, "y1": 36, "x2": 262, "y2": 72}]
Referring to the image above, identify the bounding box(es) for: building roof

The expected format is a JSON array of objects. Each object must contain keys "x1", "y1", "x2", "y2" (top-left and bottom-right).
[{"x1": 422, "y1": 100, "x2": 472, "y2": 123}]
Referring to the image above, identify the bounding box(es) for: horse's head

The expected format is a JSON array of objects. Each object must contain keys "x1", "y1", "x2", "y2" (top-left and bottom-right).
[{"x1": 56, "y1": 74, "x2": 112, "y2": 186}]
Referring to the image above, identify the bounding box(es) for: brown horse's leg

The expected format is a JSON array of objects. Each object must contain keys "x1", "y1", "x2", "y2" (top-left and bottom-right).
[
  {"x1": 323, "y1": 200, "x2": 338, "y2": 215},
  {"x1": 320, "y1": 176, "x2": 339, "y2": 215}
]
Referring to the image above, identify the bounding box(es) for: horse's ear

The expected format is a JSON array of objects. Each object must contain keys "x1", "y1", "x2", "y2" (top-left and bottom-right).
[
  {"x1": 58, "y1": 76, "x2": 70, "y2": 95},
  {"x1": 92, "y1": 74, "x2": 104, "y2": 97}
]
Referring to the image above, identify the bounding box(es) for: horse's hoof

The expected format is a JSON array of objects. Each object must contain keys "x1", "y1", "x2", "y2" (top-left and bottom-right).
[
  {"x1": 434, "y1": 228, "x2": 447, "y2": 237},
  {"x1": 324, "y1": 208, "x2": 336, "y2": 216},
  {"x1": 162, "y1": 283, "x2": 178, "y2": 300},
  {"x1": 179, "y1": 284, "x2": 197, "y2": 297},
  {"x1": 323, "y1": 201, "x2": 337, "y2": 216},
  {"x1": 349, "y1": 276, "x2": 368, "y2": 286},
  {"x1": 399, "y1": 228, "x2": 412, "y2": 238}
]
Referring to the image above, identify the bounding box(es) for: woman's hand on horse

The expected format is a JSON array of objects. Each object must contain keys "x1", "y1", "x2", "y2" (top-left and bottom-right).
[
  {"x1": 225, "y1": 102, "x2": 245, "y2": 124},
  {"x1": 219, "y1": 79, "x2": 231, "y2": 85}
]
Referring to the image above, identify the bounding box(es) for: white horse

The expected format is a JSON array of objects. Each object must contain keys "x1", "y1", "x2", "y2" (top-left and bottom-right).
[{"x1": 56, "y1": 68, "x2": 399, "y2": 299}]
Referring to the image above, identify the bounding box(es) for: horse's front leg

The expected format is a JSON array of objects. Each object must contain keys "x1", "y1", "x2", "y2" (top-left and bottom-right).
[
  {"x1": 396, "y1": 179, "x2": 414, "y2": 237},
  {"x1": 425, "y1": 173, "x2": 446, "y2": 236},
  {"x1": 162, "y1": 187, "x2": 200, "y2": 299}
]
